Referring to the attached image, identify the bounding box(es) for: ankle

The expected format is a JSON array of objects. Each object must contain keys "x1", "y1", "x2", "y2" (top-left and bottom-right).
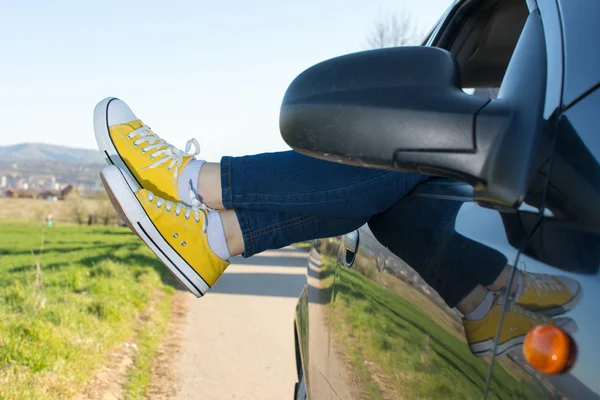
[
  {"x1": 464, "y1": 292, "x2": 495, "y2": 321},
  {"x1": 486, "y1": 265, "x2": 518, "y2": 292},
  {"x1": 197, "y1": 163, "x2": 224, "y2": 209},
  {"x1": 220, "y1": 210, "x2": 244, "y2": 256},
  {"x1": 457, "y1": 285, "x2": 488, "y2": 315}
]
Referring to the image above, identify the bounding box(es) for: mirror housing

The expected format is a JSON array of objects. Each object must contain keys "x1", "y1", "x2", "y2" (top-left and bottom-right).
[{"x1": 280, "y1": 46, "x2": 536, "y2": 208}]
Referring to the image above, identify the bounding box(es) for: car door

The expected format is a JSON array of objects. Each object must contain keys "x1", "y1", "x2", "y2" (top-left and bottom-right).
[
  {"x1": 486, "y1": 1, "x2": 600, "y2": 398},
  {"x1": 324, "y1": 0, "x2": 557, "y2": 398},
  {"x1": 299, "y1": 235, "x2": 343, "y2": 400},
  {"x1": 329, "y1": 180, "x2": 545, "y2": 399},
  {"x1": 486, "y1": 88, "x2": 600, "y2": 399}
]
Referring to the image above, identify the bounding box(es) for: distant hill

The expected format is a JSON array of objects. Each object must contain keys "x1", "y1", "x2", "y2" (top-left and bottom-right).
[{"x1": 0, "y1": 143, "x2": 105, "y2": 164}]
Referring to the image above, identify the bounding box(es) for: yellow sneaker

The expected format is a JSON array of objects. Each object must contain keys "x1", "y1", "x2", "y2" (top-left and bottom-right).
[
  {"x1": 514, "y1": 271, "x2": 582, "y2": 316},
  {"x1": 100, "y1": 165, "x2": 229, "y2": 297},
  {"x1": 94, "y1": 97, "x2": 200, "y2": 204},
  {"x1": 463, "y1": 295, "x2": 575, "y2": 357}
]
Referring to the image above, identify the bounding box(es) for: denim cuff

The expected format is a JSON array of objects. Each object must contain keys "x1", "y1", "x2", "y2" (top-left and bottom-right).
[
  {"x1": 232, "y1": 208, "x2": 256, "y2": 258},
  {"x1": 233, "y1": 207, "x2": 315, "y2": 258},
  {"x1": 220, "y1": 156, "x2": 234, "y2": 210}
]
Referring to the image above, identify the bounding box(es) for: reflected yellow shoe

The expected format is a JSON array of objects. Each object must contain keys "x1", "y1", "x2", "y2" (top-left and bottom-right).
[
  {"x1": 514, "y1": 271, "x2": 582, "y2": 316},
  {"x1": 463, "y1": 296, "x2": 575, "y2": 357},
  {"x1": 100, "y1": 165, "x2": 229, "y2": 297},
  {"x1": 94, "y1": 97, "x2": 199, "y2": 204}
]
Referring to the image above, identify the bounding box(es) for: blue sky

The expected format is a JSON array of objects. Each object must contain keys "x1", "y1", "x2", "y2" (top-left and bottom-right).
[{"x1": 0, "y1": 0, "x2": 451, "y2": 161}]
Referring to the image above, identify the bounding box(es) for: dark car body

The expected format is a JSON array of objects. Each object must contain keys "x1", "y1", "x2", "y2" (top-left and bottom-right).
[{"x1": 292, "y1": 0, "x2": 600, "y2": 398}]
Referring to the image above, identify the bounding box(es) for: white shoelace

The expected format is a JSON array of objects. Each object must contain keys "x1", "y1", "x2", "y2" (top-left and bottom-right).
[
  {"x1": 523, "y1": 272, "x2": 561, "y2": 297},
  {"x1": 127, "y1": 125, "x2": 200, "y2": 183},
  {"x1": 147, "y1": 191, "x2": 210, "y2": 233},
  {"x1": 508, "y1": 302, "x2": 549, "y2": 324}
]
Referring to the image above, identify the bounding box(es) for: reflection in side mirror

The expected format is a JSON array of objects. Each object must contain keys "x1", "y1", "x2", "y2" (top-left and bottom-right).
[{"x1": 280, "y1": 15, "x2": 546, "y2": 209}]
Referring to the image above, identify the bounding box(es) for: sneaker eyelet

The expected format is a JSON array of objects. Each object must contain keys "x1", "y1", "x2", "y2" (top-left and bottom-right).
[
  {"x1": 181, "y1": 241, "x2": 187, "y2": 247},
  {"x1": 173, "y1": 233, "x2": 178, "y2": 238}
]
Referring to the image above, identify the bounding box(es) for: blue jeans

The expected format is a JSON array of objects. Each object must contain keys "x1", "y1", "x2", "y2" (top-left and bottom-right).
[{"x1": 220, "y1": 151, "x2": 427, "y2": 258}]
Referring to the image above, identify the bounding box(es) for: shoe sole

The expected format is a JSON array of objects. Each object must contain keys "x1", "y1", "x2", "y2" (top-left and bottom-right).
[
  {"x1": 94, "y1": 97, "x2": 142, "y2": 194},
  {"x1": 100, "y1": 165, "x2": 209, "y2": 297},
  {"x1": 470, "y1": 337, "x2": 525, "y2": 358}
]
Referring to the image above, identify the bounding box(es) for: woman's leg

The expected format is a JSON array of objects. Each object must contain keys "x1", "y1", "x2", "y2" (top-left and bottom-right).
[
  {"x1": 196, "y1": 151, "x2": 427, "y2": 218},
  {"x1": 219, "y1": 208, "x2": 368, "y2": 258},
  {"x1": 230, "y1": 209, "x2": 369, "y2": 257},
  {"x1": 194, "y1": 151, "x2": 425, "y2": 258},
  {"x1": 368, "y1": 198, "x2": 507, "y2": 308}
]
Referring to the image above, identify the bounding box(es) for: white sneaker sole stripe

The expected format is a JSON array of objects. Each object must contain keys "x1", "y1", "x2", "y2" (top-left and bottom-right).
[
  {"x1": 94, "y1": 97, "x2": 142, "y2": 194},
  {"x1": 469, "y1": 335, "x2": 526, "y2": 358},
  {"x1": 469, "y1": 339, "x2": 494, "y2": 357},
  {"x1": 100, "y1": 165, "x2": 209, "y2": 297}
]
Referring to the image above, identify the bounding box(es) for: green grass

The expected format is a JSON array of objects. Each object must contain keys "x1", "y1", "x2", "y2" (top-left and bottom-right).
[
  {"x1": 0, "y1": 222, "x2": 178, "y2": 399},
  {"x1": 326, "y1": 256, "x2": 549, "y2": 400},
  {"x1": 293, "y1": 241, "x2": 313, "y2": 252},
  {"x1": 123, "y1": 288, "x2": 174, "y2": 399}
]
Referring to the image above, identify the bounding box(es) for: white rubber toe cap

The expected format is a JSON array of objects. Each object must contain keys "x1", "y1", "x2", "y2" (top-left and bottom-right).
[
  {"x1": 557, "y1": 275, "x2": 580, "y2": 296},
  {"x1": 554, "y1": 317, "x2": 578, "y2": 334},
  {"x1": 106, "y1": 98, "x2": 138, "y2": 126}
]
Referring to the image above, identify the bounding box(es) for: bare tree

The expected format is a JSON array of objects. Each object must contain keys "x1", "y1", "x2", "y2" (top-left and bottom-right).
[
  {"x1": 64, "y1": 191, "x2": 88, "y2": 225},
  {"x1": 366, "y1": 7, "x2": 422, "y2": 49},
  {"x1": 99, "y1": 199, "x2": 118, "y2": 225}
]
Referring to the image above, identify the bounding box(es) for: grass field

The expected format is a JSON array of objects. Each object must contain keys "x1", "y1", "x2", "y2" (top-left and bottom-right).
[
  {"x1": 0, "y1": 197, "x2": 118, "y2": 225},
  {"x1": 0, "y1": 222, "x2": 178, "y2": 399}
]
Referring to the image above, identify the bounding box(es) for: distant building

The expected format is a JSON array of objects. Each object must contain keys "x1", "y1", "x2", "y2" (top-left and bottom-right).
[{"x1": 0, "y1": 176, "x2": 6, "y2": 188}]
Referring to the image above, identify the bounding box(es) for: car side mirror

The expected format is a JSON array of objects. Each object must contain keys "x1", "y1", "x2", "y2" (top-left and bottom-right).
[{"x1": 279, "y1": 44, "x2": 543, "y2": 208}]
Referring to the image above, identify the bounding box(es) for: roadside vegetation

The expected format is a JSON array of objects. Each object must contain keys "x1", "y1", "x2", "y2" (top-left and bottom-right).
[
  {"x1": 0, "y1": 195, "x2": 118, "y2": 226},
  {"x1": 293, "y1": 241, "x2": 313, "y2": 252},
  {"x1": 0, "y1": 222, "x2": 178, "y2": 399}
]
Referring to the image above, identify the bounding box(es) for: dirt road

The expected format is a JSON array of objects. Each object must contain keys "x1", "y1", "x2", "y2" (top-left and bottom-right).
[{"x1": 173, "y1": 247, "x2": 308, "y2": 400}]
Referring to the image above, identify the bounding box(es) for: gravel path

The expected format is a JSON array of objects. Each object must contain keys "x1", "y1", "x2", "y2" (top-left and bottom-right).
[{"x1": 173, "y1": 247, "x2": 308, "y2": 400}]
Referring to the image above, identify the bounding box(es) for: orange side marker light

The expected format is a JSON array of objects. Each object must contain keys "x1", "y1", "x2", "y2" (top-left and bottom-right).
[{"x1": 523, "y1": 324, "x2": 577, "y2": 375}]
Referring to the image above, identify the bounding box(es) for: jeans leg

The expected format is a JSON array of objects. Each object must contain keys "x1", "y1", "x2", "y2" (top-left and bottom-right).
[
  {"x1": 234, "y1": 208, "x2": 368, "y2": 257},
  {"x1": 221, "y1": 151, "x2": 427, "y2": 218},
  {"x1": 369, "y1": 198, "x2": 506, "y2": 308}
]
